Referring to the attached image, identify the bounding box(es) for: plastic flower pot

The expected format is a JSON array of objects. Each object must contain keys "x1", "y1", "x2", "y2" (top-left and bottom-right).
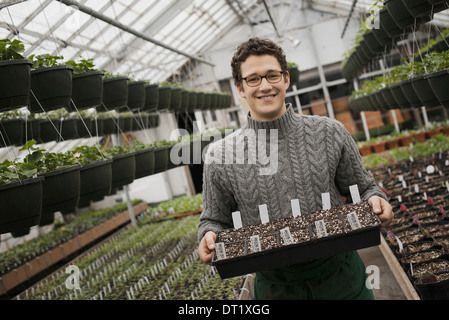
[
  {"x1": 374, "y1": 90, "x2": 389, "y2": 111},
  {"x1": 143, "y1": 83, "x2": 158, "y2": 112},
  {"x1": 77, "y1": 159, "x2": 112, "y2": 208},
  {"x1": 60, "y1": 118, "x2": 78, "y2": 140},
  {"x1": 68, "y1": 71, "x2": 104, "y2": 111},
  {"x1": 98, "y1": 76, "x2": 128, "y2": 112},
  {"x1": 372, "y1": 141, "x2": 387, "y2": 153},
  {"x1": 414, "y1": 271, "x2": 449, "y2": 300},
  {"x1": 372, "y1": 24, "x2": 391, "y2": 46},
  {"x1": 0, "y1": 59, "x2": 32, "y2": 112},
  {"x1": 38, "y1": 165, "x2": 80, "y2": 225},
  {"x1": 181, "y1": 89, "x2": 189, "y2": 112},
  {"x1": 21, "y1": 118, "x2": 41, "y2": 145},
  {"x1": 390, "y1": 82, "x2": 411, "y2": 109},
  {"x1": 29, "y1": 65, "x2": 73, "y2": 114},
  {"x1": 379, "y1": 8, "x2": 403, "y2": 38},
  {"x1": 427, "y1": 69, "x2": 449, "y2": 108},
  {"x1": 169, "y1": 87, "x2": 182, "y2": 112},
  {"x1": 157, "y1": 86, "x2": 171, "y2": 112},
  {"x1": 101, "y1": 117, "x2": 117, "y2": 136},
  {"x1": 110, "y1": 152, "x2": 135, "y2": 190},
  {"x1": 0, "y1": 176, "x2": 43, "y2": 235},
  {"x1": 153, "y1": 146, "x2": 169, "y2": 174},
  {"x1": 359, "y1": 144, "x2": 372, "y2": 156},
  {"x1": 188, "y1": 91, "x2": 197, "y2": 112},
  {"x1": 363, "y1": 30, "x2": 384, "y2": 54},
  {"x1": 126, "y1": 81, "x2": 146, "y2": 111},
  {"x1": 0, "y1": 118, "x2": 25, "y2": 147},
  {"x1": 386, "y1": 0, "x2": 415, "y2": 29},
  {"x1": 39, "y1": 118, "x2": 61, "y2": 143},
  {"x1": 134, "y1": 148, "x2": 155, "y2": 180},
  {"x1": 380, "y1": 87, "x2": 397, "y2": 109},
  {"x1": 288, "y1": 66, "x2": 300, "y2": 86},
  {"x1": 403, "y1": 0, "x2": 434, "y2": 17},
  {"x1": 411, "y1": 75, "x2": 441, "y2": 108},
  {"x1": 196, "y1": 92, "x2": 205, "y2": 110},
  {"x1": 386, "y1": 138, "x2": 400, "y2": 149},
  {"x1": 398, "y1": 135, "x2": 413, "y2": 146},
  {"x1": 118, "y1": 115, "x2": 132, "y2": 132},
  {"x1": 148, "y1": 114, "x2": 160, "y2": 129},
  {"x1": 400, "y1": 79, "x2": 423, "y2": 108},
  {"x1": 75, "y1": 117, "x2": 93, "y2": 138}
]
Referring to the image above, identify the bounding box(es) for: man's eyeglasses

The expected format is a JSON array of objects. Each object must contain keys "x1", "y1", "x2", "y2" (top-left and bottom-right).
[{"x1": 242, "y1": 71, "x2": 285, "y2": 87}]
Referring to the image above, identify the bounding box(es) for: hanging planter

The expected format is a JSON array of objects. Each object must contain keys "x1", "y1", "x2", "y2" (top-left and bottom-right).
[
  {"x1": 76, "y1": 117, "x2": 93, "y2": 138},
  {"x1": 98, "y1": 76, "x2": 129, "y2": 112},
  {"x1": 385, "y1": 0, "x2": 415, "y2": 29},
  {"x1": 363, "y1": 30, "x2": 384, "y2": 54},
  {"x1": 60, "y1": 118, "x2": 78, "y2": 140},
  {"x1": 400, "y1": 79, "x2": 423, "y2": 108},
  {"x1": 403, "y1": 0, "x2": 434, "y2": 17},
  {"x1": 148, "y1": 114, "x2": 160, "y2": 128},
  {"x1": 203, "y1": 92, "x2": 211, "y2": 110},
  {"x1": 379, "y1": 8, "x2": 402, "y2": 39},
  {"x1": 0, "y1": 118, "x2": 25, "y2": 147},
  {"x1": 118, "y1": 115, "x2": 133, "y2": 132},
  {"x1": 181, "y1": 89, "x2": 189, "y2": 112},
  {"x1": 288, "y1": 62, "x2": 300, "y2": 87},
  {"x1": 143, "y1": 83, "x2": 158, "y2": 112},
  {"x1": 157, "y1": 86, "x2": 171, "y2": 112},
  {"x1": 153, "y1": 145, "x2": 170, "y2": 174},
  {"x1": 39, "y1": 118, "x2": 61, "y2": 143},
  {"x1": 0, "y1": 176, "x2": 43, "y2": 236},
  {"x1": 125, "y1": 80, "x2": 146, "y2": 111},
  {"x1": 68, "y1": 71, "x2": 104, "y2": 111},
  {"x1": 39, "y1": 165, "x2": 80, "y2": 225},
  {"x1": 29, "y1": 65, "x2": 73, "y2": 114},
  {"x1": 196, "y1": 92, "x2": 205, "y2": 110},
  {"x1": 110, "y1": 152, "x2": 135, "y2": 191},
  {"x1": 101, "y1": 116, "x2": 118, "y2": 136},
  {"x1": 380, "y1": 87, "x2": 397, "y2": 110},
  {"x1": 77, "y1": 159, "x2": 112, "y2": 208},
  {"x1": 390, "y1": 82, "x2": 411, "y2": 109},
  {"x1": 188, "y1": 91, "x2": 197, "y2": 112},
  {"x1": 411, "y1": 75, "x2": 441, "y2": 108},
  {"x1": 169, "y1": 87, "x2": 182, "y2": 112},
  {"x1": 427, "y1": 69, "x2": 449, "y2": 108},
  {"x1": 134, "y1": 148, "x2": 155, "y2": 180},
  {"x1": 0, "y1": 59, "x2": 33, "y2": 112}
]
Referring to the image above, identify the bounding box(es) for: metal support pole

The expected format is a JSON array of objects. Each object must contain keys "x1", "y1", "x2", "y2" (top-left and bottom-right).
[
  {"x1": 421, "y1": 106, "x2": 430, "y2": 128},
  {"x1": 391, "y1": 109, "x2": 400, "y2": 133},
  {"x1": 124, "y1": 185, "x2": 137, "y2": 227},
  {"x1": 292, "y1": 84, "x2": 302, "y2": 114},
  {"x1": 361, "y1": 111, "x2": 371, "y2": 141}
]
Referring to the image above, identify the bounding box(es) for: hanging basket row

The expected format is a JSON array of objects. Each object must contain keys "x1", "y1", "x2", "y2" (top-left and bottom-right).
[
  {"x1": 342, "y1": 0, "x2": 448, "y2": 80},
  {"x1": 350, "y1": 69, "x2": 449, "y2": 112}
]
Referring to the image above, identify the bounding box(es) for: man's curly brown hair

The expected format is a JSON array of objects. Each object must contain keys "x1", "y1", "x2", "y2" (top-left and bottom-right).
[{"x1": 231, "y1": 37, "x2": 288, "y2": 89}]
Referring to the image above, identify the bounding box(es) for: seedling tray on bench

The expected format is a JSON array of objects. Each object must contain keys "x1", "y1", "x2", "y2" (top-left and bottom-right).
[{"x1": 212, "y1": 201, "x2": 381, "y2": 279}]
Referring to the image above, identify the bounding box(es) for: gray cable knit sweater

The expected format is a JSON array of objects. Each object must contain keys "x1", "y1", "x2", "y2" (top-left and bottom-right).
[{"x1": 198, "y1": 104, "x2": 386, "y2": 242}]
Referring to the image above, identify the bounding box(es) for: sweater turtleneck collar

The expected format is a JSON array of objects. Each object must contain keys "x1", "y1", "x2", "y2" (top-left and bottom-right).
[{"x1": 244, "y1": 103, "x2": 300, "y2": 137}]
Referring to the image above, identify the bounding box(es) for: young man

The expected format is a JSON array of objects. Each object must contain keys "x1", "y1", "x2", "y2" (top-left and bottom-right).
[{"x1": 198, "y1": 37, "x2": 393, "y2": 299}]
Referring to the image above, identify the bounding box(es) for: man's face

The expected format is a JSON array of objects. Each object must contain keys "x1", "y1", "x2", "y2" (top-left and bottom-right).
[{"x1": 237, "y1": 54, "x2": 290, "y2": 121}]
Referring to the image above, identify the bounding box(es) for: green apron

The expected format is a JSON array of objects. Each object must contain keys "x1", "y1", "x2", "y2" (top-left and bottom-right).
[{"x1": 254, "y1": 251, "x2": 374, "y2": 300}]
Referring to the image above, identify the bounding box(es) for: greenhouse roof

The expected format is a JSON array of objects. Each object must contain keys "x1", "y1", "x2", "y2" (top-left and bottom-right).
[{"x1": 1, "y1": 0, "x2": 449, "y2": 83}]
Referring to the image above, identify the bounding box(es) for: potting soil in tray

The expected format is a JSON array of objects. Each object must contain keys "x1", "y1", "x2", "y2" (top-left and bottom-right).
[{"x1": 212, "y1": 200, "x2": 381, "y2": 279}]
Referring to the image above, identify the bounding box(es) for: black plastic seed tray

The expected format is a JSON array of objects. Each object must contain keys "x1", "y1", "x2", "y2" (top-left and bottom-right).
[{"x1": 212, "y1": 220, "x2": 381, "y2": 279}]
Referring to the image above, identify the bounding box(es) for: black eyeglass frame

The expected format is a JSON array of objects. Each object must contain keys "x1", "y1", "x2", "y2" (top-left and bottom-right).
[{"x1": 241, "y1": 70, "x2": 287, "y2": 87}]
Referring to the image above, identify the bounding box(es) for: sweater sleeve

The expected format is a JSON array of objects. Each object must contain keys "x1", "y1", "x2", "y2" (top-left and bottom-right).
[
  {"x1": 198, "y1": 139, "x2": 237, "y2": 243},
  {"x1": 333, "y1": 121, "x2": 388, "y2": 202}
]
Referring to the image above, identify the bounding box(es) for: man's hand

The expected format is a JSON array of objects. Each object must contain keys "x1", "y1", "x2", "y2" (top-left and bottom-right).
[
  {"x1": 368, "y1": 195, "x2": 394, "y2": 227},
  {"x1": 198, "y1": 231, "x2": 217, "y2": 265}
]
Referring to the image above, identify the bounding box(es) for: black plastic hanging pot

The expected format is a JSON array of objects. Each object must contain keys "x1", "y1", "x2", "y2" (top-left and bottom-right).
[
  {"x1": 380, "y1": 87, "x2": 398, "y2": 109},
  {"x1": 157, "y1": 86, "x2": 171, "y2": 112},
  {"x1": 68, "y1": 71, "x2": 104, "y2": 112},
  {"x1": 153, "y1": 146, "x2": 170, "y2": 174},
  {"x1": 427, "y1": 69, "x2": 449, "y2": 108},
  {"x1": 0, "y1": 59, "x2": 32, "y2": 112},
  {"x1": 288, "y1": 66, "x2": 300, "y2": 87},
  {"x1": 143, "y1": 83, "x2": 158, "y2": 112},
  {"x1": 126, "y1": 81, "x2": 146, "y2": 111},
  {"x1": 203, "y1": 93, "x2": 211, "y2": 110},
  {"x1": 60, "y1": 118, "x2": 78, "y2": 140},
  {"x1": 39, "y1": 165, "x2": 80, "y2": 225},
  {"x1": 379, "y1": 8, "x2": 403, "y2": 38},
  {"x1": 101, "y1": 117, "x2": 118, "y2": 135},
  {"x1": 110, "y1": 152, "x2": 135, "y2": 190},
  {"x1": 402, "y1": 0, "x2": 434, "y2": 17},
  {"x1": 147, "y1": 114, "x2": 160, "y2": 129},
  {"x1": 400, "y1": 78, "x2": 423, "y2": 108},
  {"x1": 0, "y1": 118, "x2": 25, "y2": 147},
  {"x1": 98, "y1": 76, "x2": 128, "y2": 112},
  {"x1": 169, "y1": 87, "x2": 182, "y2": 112},
  {"x1": 363, "y1": 31, "x2": 384, "y2": 54},
  {"x1": 77, "y1": 159, "x2": 112, "y2": 208},
  {"x1": 181, "y1": 89, "x2": 189, "y2": 112},
  {"x1": 188, "y1": 91, "x2": 197, "y2": 112},
  {"x1": 118, "y1": 115, "x2": 133, "y2": 132},
  {"x1": 22, "y1": 118, "x2": 41, "y2": 144},
  {"x1": 29, "y1": 65, "x2": 73, "y2": 113},
  {"x1": 0, "y1": 176, "x2": 43, "y2": 236},
  {"x1": 411, "y1": 74, "x2": 441, "y2": 108},
  {"x1": 196, "y1": 92, "x2": 205, "y2": 110},
  {"x1": 134, "y1": 148, "x2": 155, "y2": 180},
  {"x1": 390, "y1": 82, "x2": 411, "y2": 109},
  {"x1": 386, "y1": 0, "x2": 415, "y2": 29},
  {"x1": 39, "y1": 118, "x2": 61, "y2": 143}
]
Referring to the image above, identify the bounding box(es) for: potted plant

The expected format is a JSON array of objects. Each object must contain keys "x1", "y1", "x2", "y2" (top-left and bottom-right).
[
  {"x1": 102, "y1": 145, "x2": 136, "y2": 191},
  {"x1": 117, "y1": 78, "x2": 146, "y2": 112},
  {"x1": 131, "y1": 140, "x2": 155, "y2": 180},
  {"x1": 98, "y1": 71, "x2": 128, "y2": 112},
  {"x1": 143, "y1": 82, "x2": 159, "y2": 112},
  {"x1": 287, "y1": 62, "x2": 299, "y2": 87},
  {"x1": 0, "y1": 153, "x2": 43, "y2": 236},
  {"x1": 65, "y1": 58, "x2": 104, "y2": 111},
  {"x1": 19, "y1": 139, "x2": 81, "y2": 225},
  {"x1": 425, "y1": 50, "x2": 449, "y2": 108},
  {"x1": 27, "y1": 54, "x2": 73, "y2": 114},
  {"x1": 0, "y1": 38, "x2": 33, "y2": 112},
  {"x1": 0, "y1": 109, "x2": 27, "y2": 147},
  {"x1": 157, "y1": 84, "x2": 171, "y2": 112}
]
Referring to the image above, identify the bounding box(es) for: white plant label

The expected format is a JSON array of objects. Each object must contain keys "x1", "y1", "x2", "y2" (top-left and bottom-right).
[
  {"x1": 426, "y1": 165, "x2": 435, "y2": 174},
  {"x1": 349, "y1": 185, "x2": 361, "y2": 204},
  {"x1": 425, "y1": 175, "x2": 429, "y2": 183},
  {"x1": 315, "y1": 220, "x2": 328, "y2": 238},
  {"x1": 347, "y1": 211, "x2": 362, "y2": 230},
  {"x1": 280, "y1": 227, "x2": 294, "y2": 245},
  {"x1": 232, "y1": 211, "x2": 242, "y2": 229},
  {"x1": 402, "y1": 180, "x2": 407, "y2": 189},
  {"x1": 259, "y1": 204, "x2": 269, "y2": 224},
  {"x1": 396, "y1": 236, "x2": 404, "y2": 253},
  {"x1": 398, "y1": 175, "x2": 403, "y2": 182},
  {"x1": 418, "y1": 171, "x2": 422, "y2": 178},
  {"x1": 397, "y1": 195, "x2": 402, "y2": 202},
  {"x1": 250, "y1": 235, "x2": 262, "y2": 252},
  {"x1": 215, "y1": 242, "x2": 226, "y2": 260},
  {"x1": 446, "y1": 181, "x2": 449, "y2": 192},
  {"x1": 445, "y1": 160, "x2": 449, "y2": 166},
  {"x1": 291, "y1": 199, "x2": 301, "y2": 217},
  {"x1": 414, "y1": 184, "x2": 419, "y2": 193},
  {"x1": 322, "y1": 193, "x2": 331, "y2": 210}
]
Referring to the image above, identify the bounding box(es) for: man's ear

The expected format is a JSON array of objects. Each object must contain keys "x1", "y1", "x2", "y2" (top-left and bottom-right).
[
  {"x1": 236, "y1": 83, "x2": 245, "y2": 98},
  {"x1": 284, "y1": 71, "x2": 291, "y2": 88}
]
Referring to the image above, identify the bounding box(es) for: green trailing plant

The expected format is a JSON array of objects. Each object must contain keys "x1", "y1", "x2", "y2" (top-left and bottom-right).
[
  {"x1": 65, "y1": 58, "x2": 97, "y2": 74},
  {"x1": 0, "y1": 38, "x2": 25, "y2": 60}
]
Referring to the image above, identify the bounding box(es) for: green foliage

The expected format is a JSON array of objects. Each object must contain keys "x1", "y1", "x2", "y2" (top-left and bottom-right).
[
  {"x1": 0, "y1": 38, "x2": 25, "y2": 60},
  {"x1": 28, "y1": 53, "x2": 64, "y2": 69},
  {"x1": 65, "y1": 58, "x2": 97, "y2": 74}
]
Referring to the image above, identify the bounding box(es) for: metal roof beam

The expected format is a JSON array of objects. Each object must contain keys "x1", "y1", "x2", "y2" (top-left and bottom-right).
[{"x1": 58, "y1": 0, "x2": 214, "y2": 66}]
